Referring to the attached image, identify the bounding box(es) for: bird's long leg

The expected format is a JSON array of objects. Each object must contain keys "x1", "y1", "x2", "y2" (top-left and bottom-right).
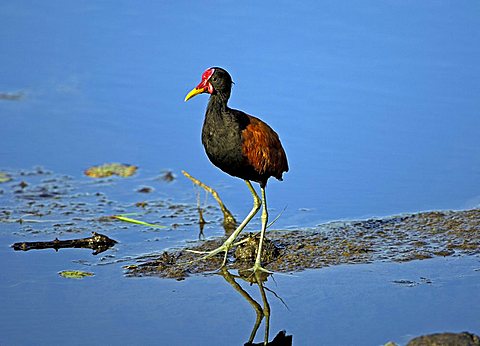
[
  {"x1": 197, "y1": 180, "x2": 261, "y2": 266},
  {"x1": 250, "y1": 186, "x2": 272, "y2": 274}
]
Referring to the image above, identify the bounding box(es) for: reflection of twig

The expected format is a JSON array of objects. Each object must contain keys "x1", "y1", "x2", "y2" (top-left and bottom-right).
[
  {"x1": 196, "y1": 188, "x2": 207, "y2": 224},
  {"x1": 196, "y1": 188, "x2": 206, "y2": 239},
  {"x1": 182, "y1": 170, "x2": 237, "y2": 231}
]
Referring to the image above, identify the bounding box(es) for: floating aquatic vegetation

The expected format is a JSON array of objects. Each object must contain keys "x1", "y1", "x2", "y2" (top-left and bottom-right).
[
  {"x1": 84, "y1": 163, "x2": 137, "y2": 178},
  {"x1": 58, "y1": 270, "x2": 94, "y2": 279},
  {"x1": 0, "y1": 172, "x2": 12, "y2": 183}
]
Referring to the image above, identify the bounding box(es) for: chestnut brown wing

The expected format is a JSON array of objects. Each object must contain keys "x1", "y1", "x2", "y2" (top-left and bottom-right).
[{"x1": 241, "y1": 115, "x2": 289, "y2": 183}]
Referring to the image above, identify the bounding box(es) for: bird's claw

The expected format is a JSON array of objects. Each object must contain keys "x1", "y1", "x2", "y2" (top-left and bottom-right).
[{"x1": 248, "y1": 263, "x2": 273, "y2": 275}]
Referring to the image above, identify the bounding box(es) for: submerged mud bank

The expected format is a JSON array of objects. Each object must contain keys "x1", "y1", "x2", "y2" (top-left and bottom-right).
[{"x1": 127, "y1": 208, "x2": 480, "y2": 280}]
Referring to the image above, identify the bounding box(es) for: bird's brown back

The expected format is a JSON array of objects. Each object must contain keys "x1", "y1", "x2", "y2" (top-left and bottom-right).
[{"x1": 241, "y1": 115, "x2": 289, "y2": 185}]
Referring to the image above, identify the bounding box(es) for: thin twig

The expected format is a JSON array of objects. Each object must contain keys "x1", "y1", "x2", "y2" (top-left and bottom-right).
[
  {"x1": 195, "y1": 188, "x2": 207, "y2": 239},
  {"x1": 195, "y1": 187, "x2": 206, "y2": 226},
  {"x1": 182, "y1": 170, "x2": 237, "y2": 229}
]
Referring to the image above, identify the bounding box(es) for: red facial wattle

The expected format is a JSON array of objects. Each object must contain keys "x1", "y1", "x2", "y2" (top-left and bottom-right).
[
  {"x1": 185, "y1": 68, "x2": 215, "y2": 101},
  {"x1": 197, "y1": 68, "x2": 215, "y2": 94}
]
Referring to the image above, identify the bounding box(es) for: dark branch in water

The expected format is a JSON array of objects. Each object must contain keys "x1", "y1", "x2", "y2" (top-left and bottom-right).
[{"x1": 12, "y1": 232, "x2": 117, "y2": 255}]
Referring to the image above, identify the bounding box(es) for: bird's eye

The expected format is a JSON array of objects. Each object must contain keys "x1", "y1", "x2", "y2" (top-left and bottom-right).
[{"x1": 211, "y1": 77, "x2": 216, "y2": 82}]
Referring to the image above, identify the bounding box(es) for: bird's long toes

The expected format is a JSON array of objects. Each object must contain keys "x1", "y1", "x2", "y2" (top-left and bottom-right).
[
  {"x1": 184, "y1": 249, "x2": 211, "y2": 254},
  {"x1": 248, "y1": 264, "x2": 273, "y2": 275},
  {"x1": 199, "y1": 244, "x2": 229, "y2": 260},
  {"x1": 179, "y1": 249, "x2": 213, "y2": 266},
  {"x1": 180, "y1": 241, "x2": 234, "y2": 268}
]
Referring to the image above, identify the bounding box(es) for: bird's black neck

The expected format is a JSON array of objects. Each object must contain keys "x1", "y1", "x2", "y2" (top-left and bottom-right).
[{"x1": 207, "y1": 90, "x2": 230, "y2": 113}]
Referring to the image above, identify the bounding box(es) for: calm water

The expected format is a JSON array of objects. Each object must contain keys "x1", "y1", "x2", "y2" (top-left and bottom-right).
[{"x1": 1, "y1": 2, "x2": 479, "y2": 345}]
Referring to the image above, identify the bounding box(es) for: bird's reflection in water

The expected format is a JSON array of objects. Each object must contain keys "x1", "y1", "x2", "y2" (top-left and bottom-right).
[{"x1": 217, "y1": 267, "x2": 292, "y2": 346}]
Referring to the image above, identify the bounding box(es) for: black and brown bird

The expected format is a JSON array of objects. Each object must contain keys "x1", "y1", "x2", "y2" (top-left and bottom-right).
[{"x1": 185, "y1": 67, "x2": 288, "y2": 273}]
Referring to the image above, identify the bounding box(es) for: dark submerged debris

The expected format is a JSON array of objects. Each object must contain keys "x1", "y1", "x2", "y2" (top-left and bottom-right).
[
  {"x1": 127, "y1": 208, "x2": 480, "y2": 280},
  {"x1": 159, "y1": 170, "x2": 175, "y2": 182},
  {"x1": 392, "y1": 277, "x2": 432, "y2": 287},
  {"x1": 135, "y1": 201, "x2": 148, "y2": 208},
  {"x1": 12, "y1": 232, "x2": 117, "y2": 255},
  {"x1": 137, "y1": 186, "x2": 153, "y2": 193},
  {"x1": 0, "y1": 91, "x2": 24, "y2": 101}
]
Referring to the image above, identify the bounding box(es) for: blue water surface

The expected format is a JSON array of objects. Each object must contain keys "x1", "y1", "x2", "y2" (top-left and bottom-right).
[{"x1": 1, "y1": 1, "x2": 479, "y2": 225}]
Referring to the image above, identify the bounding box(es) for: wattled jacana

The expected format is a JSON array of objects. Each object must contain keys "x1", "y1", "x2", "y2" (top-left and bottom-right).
[{"x1": 185, "y1": 67, "x2": 288, "y2": 273}]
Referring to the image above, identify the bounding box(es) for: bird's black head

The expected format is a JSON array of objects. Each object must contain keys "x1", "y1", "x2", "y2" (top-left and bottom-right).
[
  {"x1": 209, "y1": 67, "x2": 233, "y2": 95},
  {"x1": 185, "y1": 67, "x2": 233, "y2": 102}
]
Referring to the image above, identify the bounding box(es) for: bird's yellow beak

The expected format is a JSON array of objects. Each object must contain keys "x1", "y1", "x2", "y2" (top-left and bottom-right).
[{"x1": 184, "y1": 87, "x2": 207, "y2": 102}]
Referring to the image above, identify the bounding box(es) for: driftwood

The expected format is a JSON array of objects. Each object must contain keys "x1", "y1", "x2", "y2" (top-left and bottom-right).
[{"x1": 12, "y1": 232, "x2": 117, "y2": 255}]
